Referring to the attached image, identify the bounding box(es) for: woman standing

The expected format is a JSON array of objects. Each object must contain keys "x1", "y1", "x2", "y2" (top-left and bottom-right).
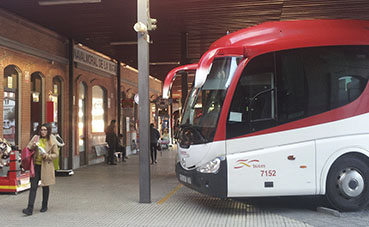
[{"x1": 22, "y1": 123, "x2": 58, "y2": 215}]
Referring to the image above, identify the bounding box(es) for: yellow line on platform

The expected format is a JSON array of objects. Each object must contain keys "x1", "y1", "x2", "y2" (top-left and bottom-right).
[{"x1": 157, "y1": 184, "x2": 183, "y2": 205}]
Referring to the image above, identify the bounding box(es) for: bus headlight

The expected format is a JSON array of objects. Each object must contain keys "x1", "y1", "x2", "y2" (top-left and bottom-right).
[{"x1": 196, "y1": 157, "x2": 221, "y2": 173}]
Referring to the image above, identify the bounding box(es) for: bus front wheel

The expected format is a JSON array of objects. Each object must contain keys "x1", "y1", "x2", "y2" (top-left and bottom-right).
[{"x1": 326, "y1": 156, "x2": 369, "y2": 211}]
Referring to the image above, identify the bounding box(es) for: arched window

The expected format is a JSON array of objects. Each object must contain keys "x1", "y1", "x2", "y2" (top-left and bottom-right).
[
  {"x1": 3, "y1": 65, "x2": 20, "y2": 146},
  {"x1": 91, "y1": 85, "x2": 106, "y2": 133},
  {"x1": 31, "y1": 72, "x2": 43, "y2": 134}
]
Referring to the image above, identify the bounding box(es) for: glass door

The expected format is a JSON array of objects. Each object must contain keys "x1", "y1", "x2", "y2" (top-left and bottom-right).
[
  {"x1": 78, "y1": 82, "x2": 87, "y2": 166},
  {"x1": 51, "y1": 76, "x2": 63, "y2": 169}
]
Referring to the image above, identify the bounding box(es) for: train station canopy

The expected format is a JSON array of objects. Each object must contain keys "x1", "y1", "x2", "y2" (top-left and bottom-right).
[{"x1": 1, "y1": 0, "x2": 369, "y2": 98}]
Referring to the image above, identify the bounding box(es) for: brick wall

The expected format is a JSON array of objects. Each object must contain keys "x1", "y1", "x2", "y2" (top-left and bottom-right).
[
  {"x1": 0, "y1": 10, "x2": 162, "y2": 168},
  {"x1": 0, "y1": 47, "x2": 68, "y2": 150},
  {"x1": 0, "y1": 9, "x2": 67, "y2": 58}
]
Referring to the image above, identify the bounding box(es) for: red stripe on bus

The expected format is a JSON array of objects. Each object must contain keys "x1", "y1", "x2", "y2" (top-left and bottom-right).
[{"x1": 214, "y1": 64, "x2": 369, "y2": 141}]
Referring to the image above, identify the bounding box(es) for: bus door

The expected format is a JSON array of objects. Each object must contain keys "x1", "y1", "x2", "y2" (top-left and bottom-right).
[{"x1": 225, "y1": 52, "x2": 316, "y2": 197}]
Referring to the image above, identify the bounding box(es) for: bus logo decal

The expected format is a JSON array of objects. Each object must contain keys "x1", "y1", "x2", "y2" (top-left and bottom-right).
[{"x1": 234, "y1": 159, "x2": 260, "y2": 169}]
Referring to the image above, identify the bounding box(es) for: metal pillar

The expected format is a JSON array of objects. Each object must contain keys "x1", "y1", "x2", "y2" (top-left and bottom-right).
[
  {"x1": 169, "y1": 94, "x2": 173, "y2": 143},
  {"x1": 181, "y1": 32, "x2": 189, "y2": 108},
  {"x1": 181, "y1": 72, "x2": 188, "y2": 107},
  {"x1": 181, "y1": 32, "x2": 189, "y2": 63},
  {"x1": 68, "y1": 38, "x2": 74, "y2": 170},
  {"x1": 137, "y1": 0, "x2": 151, "y2": 203},
  {"x1": 117, "y1": 61, "x2": 121, "y2": 135}
]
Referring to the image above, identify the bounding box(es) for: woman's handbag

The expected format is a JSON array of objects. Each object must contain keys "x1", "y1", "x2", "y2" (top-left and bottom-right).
[{"x1": 21, "y1": 147, "x2": 35, "y2": 177}]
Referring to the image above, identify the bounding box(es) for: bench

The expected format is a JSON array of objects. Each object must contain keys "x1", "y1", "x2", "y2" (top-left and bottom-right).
[
  {"x1": 94, "y1": 144, "x2": 108, "y2": 157},
  {"x1": 94, "y1": 144, "x2": 127, "y2": 162}
]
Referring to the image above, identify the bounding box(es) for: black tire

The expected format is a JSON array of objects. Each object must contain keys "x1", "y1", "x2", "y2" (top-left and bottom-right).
[{"x1": 326, "y1": 155, "x2": 369, "y2": 211}]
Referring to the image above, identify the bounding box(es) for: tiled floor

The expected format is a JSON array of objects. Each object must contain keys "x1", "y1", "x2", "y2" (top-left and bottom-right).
[{"x1": 0, "y1": 147, "x2": 319, "y2": 226}]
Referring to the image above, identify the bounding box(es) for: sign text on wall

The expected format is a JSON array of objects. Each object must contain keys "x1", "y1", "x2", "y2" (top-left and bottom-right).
[{"x1": 74, "y1": 46, "x2": 117, "y2": 75}]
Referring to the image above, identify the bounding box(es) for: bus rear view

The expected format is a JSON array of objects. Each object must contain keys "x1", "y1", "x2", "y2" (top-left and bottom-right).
[{"x1": 169, "y1": 20, "x2": 369, "y2": 211}]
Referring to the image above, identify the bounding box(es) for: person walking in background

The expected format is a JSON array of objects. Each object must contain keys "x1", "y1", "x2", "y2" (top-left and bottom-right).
[
  {"x1": 105, "y1": 120, "x2": 118, "y2": 165},
  {"x1": 161, "y1": 128, "x2": 170, "y2": 151},
  {"x1": 22, "y1": 123, "x2": 58, "y2": 215},
  {"x1": 150, "y1": 123, "x2": 160, "y2": 164},
  {"x1": 117, "y1": 134, "x2": 127, "y2": 162}
]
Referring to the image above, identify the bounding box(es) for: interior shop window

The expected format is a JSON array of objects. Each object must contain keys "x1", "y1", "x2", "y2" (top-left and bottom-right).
[
  {"x1": 3, "y1": 65, "x2": 19, "y2": 146},
  {"x1": 78, "y1": 82, "x2": 88, "y2": 165},
  {"x1": 92, "y1": 85, "x2": 106, "y2": 133},
  {"x1": 78, "y1": 82, "x2": 87, "y2": 150},
  {"x1": 31, "y1": 72, "x2": 43, "y2": 134}
]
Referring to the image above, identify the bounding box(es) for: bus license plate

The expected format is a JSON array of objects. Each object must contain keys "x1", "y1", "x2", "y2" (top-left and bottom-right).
[{"x1": 179, "y1": 174, "x2": 191, "y2": 184}]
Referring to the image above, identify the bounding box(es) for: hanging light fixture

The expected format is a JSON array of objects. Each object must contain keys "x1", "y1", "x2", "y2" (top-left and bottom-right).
[{"x1": 38, "y1": 0, "x2": 101, "y2": 6}]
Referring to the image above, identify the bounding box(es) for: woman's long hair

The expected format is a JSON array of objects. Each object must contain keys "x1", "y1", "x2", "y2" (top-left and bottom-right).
[{"x1": 39, "y1": 123, "x2": 52, "y2": 141}]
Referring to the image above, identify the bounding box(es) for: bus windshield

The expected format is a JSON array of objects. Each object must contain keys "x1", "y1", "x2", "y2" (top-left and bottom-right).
[{"x1": 180, "y1": 56, "x2": 241, "y2": 143}]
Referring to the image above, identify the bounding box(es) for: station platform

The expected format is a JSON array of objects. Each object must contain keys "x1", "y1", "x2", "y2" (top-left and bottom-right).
[{"x1": 0, "y1": 147, "x2": 343, "y2": 227}]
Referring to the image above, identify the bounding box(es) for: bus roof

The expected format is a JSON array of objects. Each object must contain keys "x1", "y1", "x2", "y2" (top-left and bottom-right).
[
  {"x1": 210, "y1": 19, "x2": 369, "y2": 57},
  {"x1": 193, "y1": 19, "x2": 369, "y2": 88}
]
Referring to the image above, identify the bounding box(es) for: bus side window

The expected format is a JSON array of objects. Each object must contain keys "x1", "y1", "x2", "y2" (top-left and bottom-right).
[
  {"x1": 227, "y1": 53, "x2": 275, "y2": 139},
  {"x1": 333, "y1": 75, "x2": 367, "y2": 108},
  {"x1": 227, "y1": 46, "x2": 369, "y2": 140},
  {"x1": 277, "y1": 46, "x2": 369, "y2": 124},
  {"x1": 276, "y1": 50, "x2": 308, "y2": 124},
  {"x1": 248, "y1": 73, "x2": 274, "y2": 122}
]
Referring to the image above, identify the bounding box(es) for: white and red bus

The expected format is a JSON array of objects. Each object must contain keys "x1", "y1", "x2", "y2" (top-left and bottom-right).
[{"x1": 163, "y1": 19, "x2": 369, "y2": 211}]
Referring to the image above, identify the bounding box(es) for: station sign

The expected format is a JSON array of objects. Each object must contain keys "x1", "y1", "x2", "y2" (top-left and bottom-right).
[{"x1": 74, "y1": 46, "x2": 117, "y2": 75}]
